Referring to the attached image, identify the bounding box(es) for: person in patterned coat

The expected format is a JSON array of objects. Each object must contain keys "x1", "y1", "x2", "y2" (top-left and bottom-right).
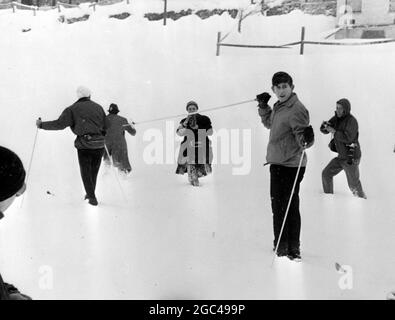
[{"x1": 176, "y1": 100, "x2": 213, "y2": 186}]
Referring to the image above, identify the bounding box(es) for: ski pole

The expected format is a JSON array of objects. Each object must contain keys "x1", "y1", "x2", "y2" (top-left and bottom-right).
[
  {"x1": 104, "y1": 144, "x2": 128, "y2": 203},
  {"x1": 271, "y1": 148, "x2": 306, "y2": 266},
  {"x1": 20, "y1": 118, "x2": 41, "y2": 208}
]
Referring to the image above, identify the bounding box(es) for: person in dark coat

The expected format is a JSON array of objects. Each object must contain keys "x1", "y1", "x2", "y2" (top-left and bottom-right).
[
  {"x1": 0, "y1": 146, "x2": 32, "y2": 300},
  {"x1": 176, "y1": 100, "x2": 213, "y2": 186},
  {"x1": 103, "y1": 103, "x2": 136, "y2": 174},
  {"x1": 320, "y1": 98, "x2": 366, "y2": 199},
  {"x1": 36, "y1": 86, "x2": 106, "y2": 206},
  {"x1": 257, "y1": 72, "x2": 314, "y2": 261}
]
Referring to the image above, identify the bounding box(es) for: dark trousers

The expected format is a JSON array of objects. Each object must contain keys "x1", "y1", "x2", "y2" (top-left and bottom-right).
[
  {"x1": 322, "y1": 157, "x2": 366, "y2": 198},
  {"x1": 77, "y1": 148, "x2": 104, "y2": 199},
  {"x1": 270, "y1": 165, "x2": 305, "y2": 251}
]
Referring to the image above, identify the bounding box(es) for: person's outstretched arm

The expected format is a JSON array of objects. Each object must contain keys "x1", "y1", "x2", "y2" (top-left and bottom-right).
[
  {"x1": 38, "y1": 107, "x2": 73, "y2": 130},
  {"x1": 125, "y1": 124, "x2": 136, "y2": 136},
  {"x1": 123, "y1": 118, "x2": 136, "y2": 136}
]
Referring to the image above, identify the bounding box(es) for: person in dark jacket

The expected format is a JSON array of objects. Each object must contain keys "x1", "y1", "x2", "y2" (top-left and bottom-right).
[
  {"x1": 0, "y1": 146, "x2": 32, "y2": 300},
  {"x1": 176, "y1": 100, "x2": 213, "y2": 187},
  {"x1": 36, "y1": 86, "x2": 106, "y2": 206},
  {"x1": 257, "y1": 72, "x2": 314, "y2": 261},
  {"x1": 103, "y1": 103, "x2": 136, "y2": 174},
  {"x1": 320, "y1": 98, "x2": 366, "y2": 199}
]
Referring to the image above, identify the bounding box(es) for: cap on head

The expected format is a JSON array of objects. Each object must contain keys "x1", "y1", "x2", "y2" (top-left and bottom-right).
[
  {"x1": 186, "y1": 100, "x2": 198, "y2": 111},
  {"x1": 76, "y1": 86, "x2": 91, "y2": 99},
  {"x1": 272, "y1": 71, "x2": 293, "y2": 87},
  {"x1": 336, "y1": 98, "x2": 351, "y2": 114},
  {"x1": 108, "y1": 103, "x2": 119, "y2": 114},
  {"x1": 0, "y1": 146, "x2": 26, "y2": 202}
]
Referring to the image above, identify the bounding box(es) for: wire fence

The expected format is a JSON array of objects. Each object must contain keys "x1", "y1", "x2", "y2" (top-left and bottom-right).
[{"x1": 216, "y1": 26, "x2": 395, "y2": 56}]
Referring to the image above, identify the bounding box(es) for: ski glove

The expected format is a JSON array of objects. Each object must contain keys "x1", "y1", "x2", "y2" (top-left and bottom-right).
[
  {"x1": 301, "y1": 125, "x2": 314, "y2": 147},
  {"x1": 36, "y1": 118, "x2": 42, "y2": 129},
  {"x1": 256, "y1": 92, "x2": 271, "y2": 107},
  {"x1": 320, "y1": 121, "x2": 329, "y2": 133},
  {"x1": 320, "y1": 121, "x2": 335, "y2": 134}
]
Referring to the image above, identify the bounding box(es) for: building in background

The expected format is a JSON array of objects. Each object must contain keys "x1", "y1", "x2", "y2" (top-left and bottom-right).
[{"x1": 336, "y1": 0, "x2": 395, "y2": 38}]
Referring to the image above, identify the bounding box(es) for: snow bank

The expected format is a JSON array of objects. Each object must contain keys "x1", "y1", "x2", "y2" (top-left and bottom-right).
[{"x1": 0, "y1": 0, "x2": 394, "y2": 300}]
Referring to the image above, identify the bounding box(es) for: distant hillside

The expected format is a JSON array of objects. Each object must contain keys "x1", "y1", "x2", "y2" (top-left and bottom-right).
[{"x1": 1, "y1": 0, "x2": 337, "y2": 20}]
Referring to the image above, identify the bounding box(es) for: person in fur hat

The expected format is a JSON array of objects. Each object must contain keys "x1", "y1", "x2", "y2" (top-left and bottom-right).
[
  {"x1": 176, "y1": 100, "x2": 213, "y2": 186},
  {"x1": 0, "y1": 146, "x2": 32, "y2": 300},
  {"x1": 103, "y1": 103, "x2": 136, "y2": 174},
  {"x1": 320, "y1": 98, "x2": 366, "y2": 199},
  {"x1": 36, "y1": 86, "x2": 107, "y2": 206}
]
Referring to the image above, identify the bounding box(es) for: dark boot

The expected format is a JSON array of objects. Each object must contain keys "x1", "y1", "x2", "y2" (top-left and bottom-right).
[
  {"x1": 273, "y1": 242, "x2": 288, "y2": 257},
  {"x1": 88, "y1": 197, "x2": 98, "y2": 206},
  {"x1": 287, "y1": 245, "x2": 301, "y2": 262}
]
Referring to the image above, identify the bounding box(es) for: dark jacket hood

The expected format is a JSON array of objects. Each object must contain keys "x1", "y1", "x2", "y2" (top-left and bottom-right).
[{"x1": 337, "y1": 98, "x2": 351, "y2": 116}]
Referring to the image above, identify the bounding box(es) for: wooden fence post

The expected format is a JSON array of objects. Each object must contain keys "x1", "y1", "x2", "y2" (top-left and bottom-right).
[
  {"x1": 163, "y1": 0, "x2": 167, "y2": 26},
  {"x1": 216, "y1": 32, "x2": 221, "y2": 56},
  {"x1": 12, "y1": 3, "x2": 15, "y2": 13},
  {"x1": 238, "y1": 10, "x2": 243, "y2": 33},
  {"x1": 300, "y1": 26, "x2": 305, "y2": 55}
]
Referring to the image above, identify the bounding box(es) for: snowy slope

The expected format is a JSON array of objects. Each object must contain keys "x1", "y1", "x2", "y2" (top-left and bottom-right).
[{"x1": 0, "y1": 1, "x2": 394, "y2": 299}]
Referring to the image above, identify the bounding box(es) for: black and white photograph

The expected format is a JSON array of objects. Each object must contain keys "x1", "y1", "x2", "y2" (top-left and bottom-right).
[{"x1": 0, "y1": 0, "x2": 395, "y2": 304}]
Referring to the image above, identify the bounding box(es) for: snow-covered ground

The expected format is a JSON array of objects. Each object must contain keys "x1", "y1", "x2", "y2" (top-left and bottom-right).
[{"x1": 0, "y1": 1, "x2": 394, "y2": 300}]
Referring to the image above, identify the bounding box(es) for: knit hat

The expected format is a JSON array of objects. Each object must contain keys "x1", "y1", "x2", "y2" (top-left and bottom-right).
[
  {"x1": 336, "y1": 98, "x2": 351, "y2": 115},
  {"x1": 186, "y1": 100, "x2": 198, "y2": 110},
  {"x1": 272, "y1": 71, "x2": 293, "y2": 87},
  {"x1": 108, "y1": 103, "x2": 119, "y2": 114},
  {"x1": 76, "y1": 86, "x2": 91, "y2": 99},
  {"x1": 0, "y1": 146, "x2": 26, "y2": 202}
]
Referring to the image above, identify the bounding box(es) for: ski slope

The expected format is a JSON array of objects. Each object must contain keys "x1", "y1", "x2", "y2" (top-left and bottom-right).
[{"x1": 0, "y1": 0, "x2": 394, "y2": 299}]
